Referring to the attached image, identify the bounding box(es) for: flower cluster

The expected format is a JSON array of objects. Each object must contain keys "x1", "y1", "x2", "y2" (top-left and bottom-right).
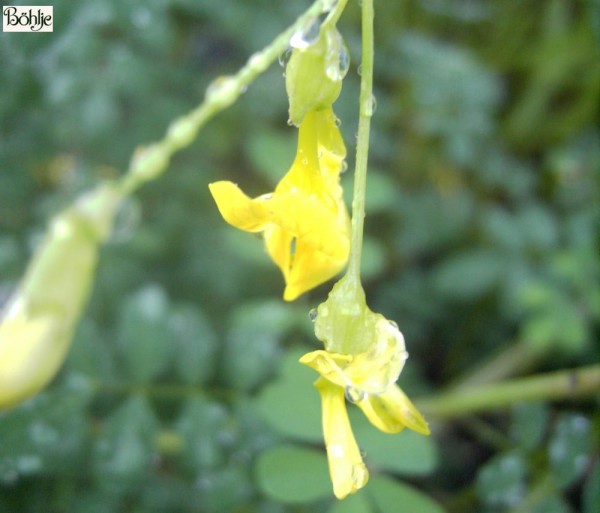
[{"x1": 209, "y1": 1, "x2": 430, "y2": 501}]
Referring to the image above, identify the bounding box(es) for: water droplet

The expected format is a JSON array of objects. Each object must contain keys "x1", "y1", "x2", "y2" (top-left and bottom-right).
[
  {"x1": 364, "y1": 94, "x2": 377, "y2": 116},
  {"x1": 278, "y1": 47, "x2": 293, "y2": 68},
  {"x1": 287, "y1": 118, "x2": 297, "y2": 127},
  {"x1": 357, "y1": 63, "x2": 362, "y2": 76},
  {"x1": 327, "y1": 443, "x2": 345, "y2": 458},
  {"x1": 334, "y1": 116, "x2": 342, "y2": 128},
  {"x1": 325, "y1": 32, "x2": 350, "y2": 81},
  {"x1": 290, "y1": 18, "x2": 321, "y2": 50},
  {"x1": 345, "y1": 386, "x2": 367, "y2": 404},
  {"x1": 388, "y1": 319, "x2": 399, "y2": 329},
  {"x1": 109, "y1": 197, "x2": 141, "y2": 243},
  {"x1": 340, "y1": 161, "x2": 348, "y2": 173},
  {"x1": 352, "y1": 463, "x2": 368, "y2": 487},
  {"x1": 309, "y1": 308, "x2": 318, "y2": 321}
]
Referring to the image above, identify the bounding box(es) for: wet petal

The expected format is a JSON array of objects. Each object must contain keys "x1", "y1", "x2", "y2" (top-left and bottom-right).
[
  {"x1": 358, "y1": 384, "x2": 430, "y2": 435},
  {"x1": 208, "y1": 107, "x2": 350, "y2": 300},
  {"x1": 301, "y1": 316, "x2": 408, "y2": 395},
  {"x1": 315, "y1": 377, "x2": 369, "y2": 499}
]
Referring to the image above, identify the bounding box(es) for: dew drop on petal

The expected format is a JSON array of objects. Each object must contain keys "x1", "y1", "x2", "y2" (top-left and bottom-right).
[
  {"x1": 352, "y1": 463, "x2": 368, "y2": 488},
  {"x1": 309, "y1": 308, "x2": 318, "y2": 321},
  {"x1": 345, "y1": 386, "x2": 367, "y2": 404},
  {"x1": 327, "y1": 443, "x2": 345, "y2": 458}
]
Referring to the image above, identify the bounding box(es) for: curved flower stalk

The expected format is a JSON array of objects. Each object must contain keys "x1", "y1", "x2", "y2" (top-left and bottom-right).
[
  {"x1": 209, "y1": 107, "x2": 350, "y2": 301},
  {"x1": 0, "y1": 184, "x2": 122, "y2": 409},
  {"x1": 300, "y1": 275, "x2": 430, "y2": 498}
]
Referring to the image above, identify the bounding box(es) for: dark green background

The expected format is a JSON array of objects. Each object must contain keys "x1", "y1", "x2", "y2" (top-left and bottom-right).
[{"x1": 1, "y1": 1, "x2": 599, "y2": 512}]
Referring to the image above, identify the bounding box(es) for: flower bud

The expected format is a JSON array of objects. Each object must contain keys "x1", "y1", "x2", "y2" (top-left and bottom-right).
[
  {"x1": 0, "y1": 184, "x2": 122, "y2": 409},
  {"x1": 286, "y1": 24, "x2": 349, "y2": 126}
]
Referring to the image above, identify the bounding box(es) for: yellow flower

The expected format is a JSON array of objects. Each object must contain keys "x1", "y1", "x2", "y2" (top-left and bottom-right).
[
  {"x1": 300, "y1": 277, "x2": 429, "y2": 498},
  {"x1": 209, "y1": 107, "x2": 350, "y2": 301},
  {"x1": 0, "y1": 184, "x2": 122, "y2": 409},
  {"x1": 314, "y1": 377, "x2": 368, "y2": 500},
  {"x1": 302, "y1": 317, "x2": 428, "y2": 435}
]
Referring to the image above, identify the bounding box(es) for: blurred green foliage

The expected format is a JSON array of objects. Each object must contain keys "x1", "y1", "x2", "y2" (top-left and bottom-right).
[{"x1": 1, "y1": 0, "x2": 599, "y2": 512}]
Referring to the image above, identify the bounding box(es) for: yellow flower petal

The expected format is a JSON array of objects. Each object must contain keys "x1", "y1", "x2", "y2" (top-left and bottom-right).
[
  {"x1": 208, "y1": 107, "x2": 350, "y2": 300},
  {"x1": 357, "y1": 384, "x2": 430, "y2": 435},
  {"x1": 300, "y1": 317, "x2": 408, "y2": 395},
  {"x1": 315, "y1": 377, "x2": 369, "y2": 499},
  {"x1": 208, "y1": 181, "x2": 270, "y2": 232}
]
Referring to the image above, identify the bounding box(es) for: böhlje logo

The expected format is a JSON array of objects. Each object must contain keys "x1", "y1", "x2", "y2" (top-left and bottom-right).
[{"x1": 2, "y1": 5, "x2": 53, "y2": 32}]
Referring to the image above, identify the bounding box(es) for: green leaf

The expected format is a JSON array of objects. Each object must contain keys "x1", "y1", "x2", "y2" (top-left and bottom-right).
[
  {"x1": 511, "y1": 402, "x2": 549, "y2": 450},
  {"x1": 255, "y1": 445, "x2": 332, "y2": 503},
  {"x1": 117, "y1": 284, "x2": 172, "y2": 382},
  {"x1": 195, "y1": 464, "x2": 254, "y2": 513},
  {"x1": 221, "y1": 300, "x2": 299, "y2": 390},
  {"x1": 432, "y1": 249, "x2": 505, "y2": 300},
  {"x1": 169, "y1": 304, "x2": 218, "y2": 385},
  {"x1": 0, "y1": 376, "x2": 92, "y2": 481},
  {"x1": 351, "y1": 410, "x2": 438, "y2": 476},
  {"x1": 256, "y1": 346, "x2": 323, "y2": 442},
  {"x1": 548, "y1": 414, "x2": 591, "y2": 488},
  {"x1": 583, "y1": 460, "x2": 600, "y2": 513},
  {"x1": 93, "y1": 396, "x2": 159, "y2": 493},
  {"x1": 367, "y1": 475, "x2": 446, "y2": 513},
  {"x1": 68, "y1": 318, "x2": 117, "y2": 380},
  {"x1": 328, "y1": 490, "x2": 374, "y2": 513},
  {"x1": 175, "y1": 398, "x2": 229, "y2": 472},
  {"x1": 476, "y1": 451, "x2": 527, "y2": 508},
  {"x1": 530, "y1": 493, "x2": 573, "y2": 513},
  {"x1": 255, "y1": 374, "x2": 323, "y2": 443}
]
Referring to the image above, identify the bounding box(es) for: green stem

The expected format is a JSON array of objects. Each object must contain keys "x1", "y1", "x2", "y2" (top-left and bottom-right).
[
  {"x1": 449, "y1": 340, "x2": 542, "y2": 391},
  {"x1": 116, "y1": 0, "x2": 330, "y2": 196},
  {"x1": 416, "y1": 364, "x2": 600, "y2": 419},
  {"x1": 346, "y1": 0, "x2": 374, "y2": 282}
]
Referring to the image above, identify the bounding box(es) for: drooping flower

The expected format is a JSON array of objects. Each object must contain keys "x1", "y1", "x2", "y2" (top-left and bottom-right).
[
  {"x1": 300, "y1": 275, "x2": 430, "y2": 499},
  {"x1": 209, "y1": 107, "x2": 350, "y2": 301},
  {"x1": 0, "y1": 184, "x2": 122, "y2": 409}
]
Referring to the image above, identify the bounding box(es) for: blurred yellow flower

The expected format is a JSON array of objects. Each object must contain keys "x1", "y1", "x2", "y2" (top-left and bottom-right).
[
  {"x1": 209, "y1": 107, "x2": 350, "y2": 301},
  {"x1": 0, "y1": 184, "x2": 122, "y2": 409}
]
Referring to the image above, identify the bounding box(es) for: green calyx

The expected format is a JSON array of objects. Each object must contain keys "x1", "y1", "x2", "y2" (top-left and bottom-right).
[
  {"x1": 313, "y1": 274, "x2": 377, "y2": 355},
  {"x1": 286, "y1": 23, "x2": 349, "y2": 126}
]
